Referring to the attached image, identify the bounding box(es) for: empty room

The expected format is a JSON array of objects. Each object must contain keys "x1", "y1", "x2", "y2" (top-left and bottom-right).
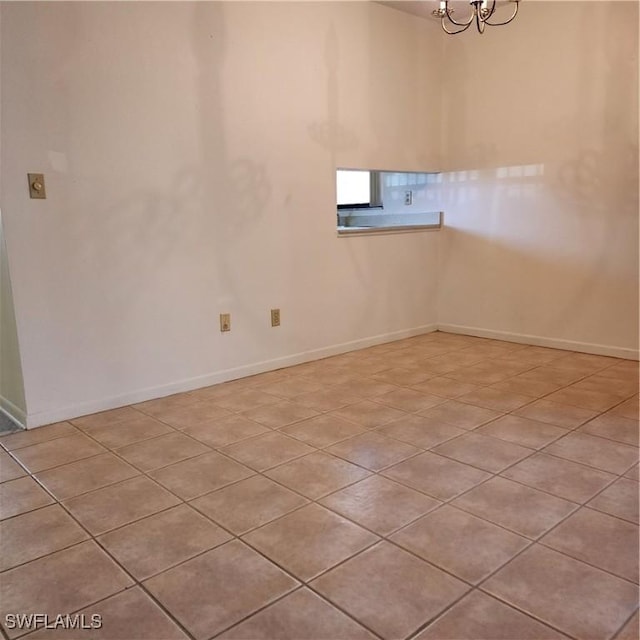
[{"x1": 0, "y1": 1, "x2": 638, "y2": 639}]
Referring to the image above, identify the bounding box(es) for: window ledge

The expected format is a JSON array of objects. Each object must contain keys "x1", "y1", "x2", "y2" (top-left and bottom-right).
[{"x1": 337, "y1": 211, "x2": 443, "y2": 236}]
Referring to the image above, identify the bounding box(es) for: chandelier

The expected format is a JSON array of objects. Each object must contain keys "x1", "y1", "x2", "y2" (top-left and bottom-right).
[{"x1": 433, "y1": 0, "x2": 520, "y2": 34}]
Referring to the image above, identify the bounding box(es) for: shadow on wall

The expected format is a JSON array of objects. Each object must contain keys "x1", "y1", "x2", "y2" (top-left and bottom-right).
[
  {"x1": 57, "y1": 2, "x2": 277, "y2": 380},
  {"x1": 308, "y1": 22, "x2": 360, "y2": 156}
]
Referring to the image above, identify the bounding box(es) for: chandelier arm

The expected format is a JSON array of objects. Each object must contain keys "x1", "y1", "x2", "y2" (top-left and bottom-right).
[
  {"x1": 441, "y1": 18, "x2": 474, "y2": 35},
  {"x1": 444, "y1": 6, "x2": 474, "y2": 27},
  {"x1": 485, "y1": 1, "x2": 497, "y2": 21},
  {"x1": 476, "y1": 10, "x2": 486, "y2": 33},
  {"x1": 484, "y1": 1, "x2": 519, "y2": 26}
]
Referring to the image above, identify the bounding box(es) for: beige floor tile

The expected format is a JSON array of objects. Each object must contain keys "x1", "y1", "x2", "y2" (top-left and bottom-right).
[
  {"x1": 312, "y1": 541, "x2": 468, "y2": 640},
  {"x1": 543, "y1": 432, "x2": 639, "y2": 475},
  {"x1": 382, "y1": 451, "x2": 491, "y2": 500},
  {"x1": 0, "y1": 504, "x2": 88, "y2": 571},
  {"x1": 281, "y1": 414, "x2": 367, "y2": 448},
  {"x1": 616, "y1": 610, "x2": 639, "y2": 640},
  {"x1": 84, "y1": 414, "x2": 173, "y2": 449},
  {"x1": 35, "y1": 452, "x2": 139, "y2": 500},
  {"x1": 570, "y1": 376, "x2": 638, "y2": 399},
  {"x1": 371, "y1": 367, "x2": 434, "y2": 387},
  {"x1": 220, "y1": 432, "x2": 314, "y2": 471},
  {"x1": 320, "y1": 475, "x2": 440, "y2": 535},
  {"x1": 625, "y1": 463, "x2": 639, "y2": 480},
  {"x1": 144, "y1": 540, "x2": 298, "y2": 639},
  {"x1": 332, "y1": 400, "x2": 406, "y2": 428},
  {"x1": 115, "y1": 432, "x2": 210, "y2": 472},
  {"x1": 293, "y1": 387, "x2": 362, "y2": 412},
  {"x1": 433, "y1": 432, "x2": 532, "y2": 473},
  {"x1": 378, "y1": 414, "x2": 465, "y2": 449},
  {"x1": 498, "y1": 345, "x2": 567, "y2": 365},
  {"x1": 541, "y1": 507, "x2": 638, "y2": 583},
  {"x1": 545, "y1": 357, "x2": 610, "y2": 378},
  {"x1": 377, "y1": 388, "x2": 446, "y2": 412},
  {"x1": 63, "y1": 476, "x2": 180, "y2": 535},
  {"x1": 182, "y1": 414, "x2": 269, "y2": 448},
  {"x1": 297, "y1": 366, "x2": 359, "y2": 387},
  {"x1": 490, "y1": 377, "x2": 566, "y2": 398},
  {"x1": 411, "y1": 376, "x2": 481, "y2": 399},
  {"x1": 587, "y1": 477, "x2": 639, "y2": 523},
  {"x1": 0, "y1": 541, "x2": 132, "y2": 638},
  {"x1": 514, "y1": 399, "x2": 598, "y2": 428},
  {"x1": 501, "y1": 452, "x2": 616, "y2": 503},
  {"x1": 579, "y1": 413, "x2": 639, "y2": 447},
  {"x1": 243, "y1": 503, "x2": 378, "y2": 581},
  {"x1": 25, "y1": 587, "x2": 190, "y2": 639},
  {"x1": 241, "y1": 400, "x2": 319, "y2": 429},
  {"x1": 149, "y1": 451, "x2": 254, "y2": 500},
  {"x1": 458, "y1": 388, "x2": 535, "y2": 412},
  {"x1": 219, "y1": 588, "x2": 376, "y2": 640},
  {"x1": 551, "y1": 352, "x2": 616, "y2": 373},
  {"x1": 345, "y1": 357, "x2": 396, "y2": 377},
  {"x1": 253, "y1": 379, "x2": 322, "y2": 401},
  {"x1": 132, "y1": 392, "x2": 197, "y2": 417},
  {"x1": 0, "y1": 450, "x2": 26, "y2": 482},
  {"x1": 336, "y1": 377, "x2": 399, "y2": 399},
  {"x1": 0, "y1": 476, "x2": 54, "y2": 520},
  {"x1": 446, "y1": 363, "x2": 517, "y2": 385},
  {"x1": 98, "y1": 504, "x2": 231, "y2": 579},
  {"x1": 326, "y1": 431, "x2": 421, "y2": 471},
  {"x1": 477, "y1": 415, "x2": 567, "y2": 450},
  {"x1": 189, "y1": 381, "x2": 249, "y2": 402},
  {"x1": 514, "y1": 366, "x2": 584, "y2": 387},
  {"x1": 71, "y1": 407, "x2": 141, "y2": 430},
  {"x1": 419, "y1": 400, "x2": 502, "y2": 430},
  {"x1": 483, "y1": 545, "x2": 639, "y2": 640},
  {"x1": 600, "y1": 360, "x2": 640, "y2": 378},
  {"x1": 609, "y1": 396, "x2": 639, "y2": 420},
  {"x1": 0, "y1": 422, "x2": 77, "y2": 452},
  {"x1": 264, "y1": 452, "x2": 371, "y2": 499},
  {"x1": 139, "y1": 400, "x2": 232, "y2": 429},
  {"x1": 422, "y1": 354, "x2": 479, "y2": 375},
  {"x1": 392, "y1": 505, "x2": 529, "y2": 584},
  {"x1": 190, "y1": 475, "x2": 309, "y2": 535},
  {"x1": 545, "y1": 387, "x2": 623, "y2": 412},
  {"x1": 458, "y1": 344, "x2": 523, "y2": 359},
  {"x1": 452, "y1": 477, "x2": 577, "y2": 539},
  {"x1": 415, "y1": 590, "x2": 569, "y2": 640},
  {"x1": 10, "y1": 434, "x2": 106, "y2": 473}
]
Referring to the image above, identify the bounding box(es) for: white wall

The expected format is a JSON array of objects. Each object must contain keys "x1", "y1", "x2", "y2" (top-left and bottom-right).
[
  {"x1": 437, "y1": 0, "x2": 639, "y2": 358},
  {"x1": 0, "y1": 1, "x2": 443, "y2": 427}
]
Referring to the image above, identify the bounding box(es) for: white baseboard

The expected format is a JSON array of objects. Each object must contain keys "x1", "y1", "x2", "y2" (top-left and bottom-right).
[
  {"x1": 0, "y1": 396, "x2": 27, "y2": 430},
  {"x1": 438, "y1": 323, "x2": 640, "y2": 361},
  {"x1": 24, "y1": 324, "x2": 439, "y2": 429}
]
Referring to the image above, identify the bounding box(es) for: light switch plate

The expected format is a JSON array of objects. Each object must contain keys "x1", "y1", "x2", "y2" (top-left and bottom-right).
[{"x1": 28, "y1": 173, "x2": 46, "y2": 199}]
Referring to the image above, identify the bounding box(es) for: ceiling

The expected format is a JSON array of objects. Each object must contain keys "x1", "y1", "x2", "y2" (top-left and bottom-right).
[
  {"x1": 378, "y1": 1, "x2": 437, "y2": 20},
  {"x1": 379, "y1": 1, "x2": 521, "y2": 22}
]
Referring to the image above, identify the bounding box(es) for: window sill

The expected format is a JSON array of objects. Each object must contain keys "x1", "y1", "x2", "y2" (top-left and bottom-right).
[{"x1": 337, "y1": 211, "x2": 443, "y2": 236}]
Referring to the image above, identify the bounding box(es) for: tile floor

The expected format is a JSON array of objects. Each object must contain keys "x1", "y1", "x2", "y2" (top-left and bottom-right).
[{"x1": 0, "y1": 331, "x2": 638, "y2": 640}]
